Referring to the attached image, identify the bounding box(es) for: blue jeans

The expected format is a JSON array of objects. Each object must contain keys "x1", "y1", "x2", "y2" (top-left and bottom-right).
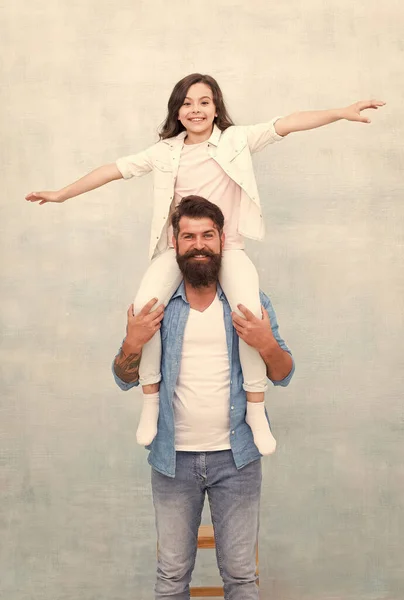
[{"x1": 151, "y1": 450, "x2": 261, "y2": 600}]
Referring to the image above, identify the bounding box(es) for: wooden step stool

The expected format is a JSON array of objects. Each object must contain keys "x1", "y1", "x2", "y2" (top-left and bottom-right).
[{"x1": 190, "y1": 524, "x2": 259, "y2": 597}]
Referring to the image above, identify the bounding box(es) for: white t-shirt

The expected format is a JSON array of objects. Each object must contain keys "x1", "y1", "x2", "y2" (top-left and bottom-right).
[
  {"x1": 167, "y1": 140, "x2": 244, "y2": 250},
  {"x1": 174, "y1": 294, "x2": 231, "y2": 451}
]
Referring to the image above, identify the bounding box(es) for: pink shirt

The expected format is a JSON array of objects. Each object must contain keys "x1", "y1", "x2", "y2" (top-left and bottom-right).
[{"x1": 167, "y1": 140, "x2": 244, "y2": 250}]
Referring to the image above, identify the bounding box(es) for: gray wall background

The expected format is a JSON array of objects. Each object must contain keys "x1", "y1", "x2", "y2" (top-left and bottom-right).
[{"x1": 1, "y1": 1, "x2": 403, "y2": 598}]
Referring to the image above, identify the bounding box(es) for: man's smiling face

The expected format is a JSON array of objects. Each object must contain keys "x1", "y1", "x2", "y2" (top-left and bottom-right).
[{"x1": 173, "y1": 216, "x2": 224, "y2": 288}]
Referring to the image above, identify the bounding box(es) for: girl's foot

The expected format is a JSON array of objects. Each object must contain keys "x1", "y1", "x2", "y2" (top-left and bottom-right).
[
  {"x1": 136, "y1": 392, "x2": 159, "y2": 445},
  {"x1": 246, "y1": 401, "x2": 277, "y2": 455}
]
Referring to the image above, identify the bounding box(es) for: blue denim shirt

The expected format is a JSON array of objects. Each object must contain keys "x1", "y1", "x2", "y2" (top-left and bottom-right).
[{"x1": 113, "y1": 283, "x2": 295, "y2": 477}]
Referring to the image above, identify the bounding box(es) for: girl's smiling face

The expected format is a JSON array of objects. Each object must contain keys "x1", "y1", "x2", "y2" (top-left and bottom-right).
[{"x1": 177, "y1": 82, "x2": 217, "y2": 143}]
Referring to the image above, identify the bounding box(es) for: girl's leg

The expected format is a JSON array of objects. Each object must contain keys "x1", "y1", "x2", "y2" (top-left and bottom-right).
[
  {"x1": 219, "y1": 249, "x2": 276, "y2": 455},
  {"x1": 133, "y1": 249, "x2": 182, "y2": 445}
]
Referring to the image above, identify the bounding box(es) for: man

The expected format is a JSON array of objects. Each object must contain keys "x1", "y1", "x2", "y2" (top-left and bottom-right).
[{"x1": 113, "y1": 195, "x2": 294, "y2": 600}]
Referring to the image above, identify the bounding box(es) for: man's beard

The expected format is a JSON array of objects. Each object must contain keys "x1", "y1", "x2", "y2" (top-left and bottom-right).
[{"x1": 176, "y1": 247, "x2": 222, "y2": 288}]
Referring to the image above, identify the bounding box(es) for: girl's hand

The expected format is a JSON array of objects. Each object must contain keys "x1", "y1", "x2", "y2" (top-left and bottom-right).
[
  {"x1": 342, "y1": 99, "x2": 386, "y2": 124},
  {"x1": 25, "y1": 191, "x2": 64, "y2": 205}
]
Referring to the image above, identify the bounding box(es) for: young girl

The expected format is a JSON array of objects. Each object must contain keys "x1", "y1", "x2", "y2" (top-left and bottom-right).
[{"x1": 25, "y1": 74, "x2": 385, "y2": 455}]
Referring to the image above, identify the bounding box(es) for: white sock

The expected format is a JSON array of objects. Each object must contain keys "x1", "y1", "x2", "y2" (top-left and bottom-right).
[
  {"x1": 136, "y1": 392, "x2": 160, "y2": 446},
  {"x1": 246, "y1": 401, "x2": 277, "y2": 455}
]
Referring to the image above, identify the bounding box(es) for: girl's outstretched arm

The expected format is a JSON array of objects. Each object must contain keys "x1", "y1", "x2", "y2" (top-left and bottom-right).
[
  {"x1": 25, "y1": 163, "x2": 123, "y2": 205},
  {"x1": 274, "y1": 99, "x2": 386, "y2": 137}
]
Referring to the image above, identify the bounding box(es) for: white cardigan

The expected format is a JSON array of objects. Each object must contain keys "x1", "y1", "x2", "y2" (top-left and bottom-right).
[{"x1": 116, "y1": 118, "x2": 284, "y2": 259}]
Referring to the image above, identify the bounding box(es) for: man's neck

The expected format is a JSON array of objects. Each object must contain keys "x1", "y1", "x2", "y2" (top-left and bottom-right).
[{"x1": 184, "y1": 280, "x2": 218, "y2": 312}]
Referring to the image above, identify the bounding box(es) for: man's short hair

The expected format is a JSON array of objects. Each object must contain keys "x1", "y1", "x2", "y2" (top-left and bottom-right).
[{"x1": 171, "y1": 195, "x2": 225, "y2": 239}]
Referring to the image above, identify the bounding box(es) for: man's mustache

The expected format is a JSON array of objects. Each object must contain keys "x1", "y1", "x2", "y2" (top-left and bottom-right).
[{"x1": 181, "y1": 248, "x2": 216, "y2": 259}]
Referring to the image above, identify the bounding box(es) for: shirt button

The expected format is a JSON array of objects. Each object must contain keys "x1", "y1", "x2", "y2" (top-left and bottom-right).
[
  {"x1": 231, "y1": 431, "x2": 235, "y2": 435},
  {"x1": 231, "y1": 406, "x2": 234, "y2": 410},
  {"x1": 230, "y1": 380, "x2": 233, "y2": 384}
]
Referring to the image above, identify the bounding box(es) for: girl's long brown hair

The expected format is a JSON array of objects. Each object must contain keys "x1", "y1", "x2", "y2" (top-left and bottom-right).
[{"x1": 159, "y1": 73, "x2": 234, "y2": 140}]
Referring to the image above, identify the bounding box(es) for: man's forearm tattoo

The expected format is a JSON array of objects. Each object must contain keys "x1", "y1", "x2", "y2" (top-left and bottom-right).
[{"x1": 114, "y1": 349, "x2": 142, "y2": 383}]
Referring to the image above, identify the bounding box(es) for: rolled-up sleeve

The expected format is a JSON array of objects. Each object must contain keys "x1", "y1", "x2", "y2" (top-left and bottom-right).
[
  {"x1": 272, "y1": 360, "x2": 295, "y2": 387},
  {"x1": 111, "y1": 347, "x2": 139, "y2": 391},
  {"x1": 246, "y1": 117, "x2": 285, "y2": 153},
  {"x1": 259, "y1": 291, "x2": 295, "y2": 387},
  {"x1": 116, "y1": 146, "x2": 155, "y2": 180}
]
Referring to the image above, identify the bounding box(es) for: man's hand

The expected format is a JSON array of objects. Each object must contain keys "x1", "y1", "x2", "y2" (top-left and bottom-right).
[
  {"x1": 124, "y1": 298, "x2": 164, "y2": 354},
  {"x1": 114, "y1": 298, "x2": 164, "y2": 384},
  {"x1": 341, "y1": 99, "x2": 386, "y2": 124},
  {"x1": 231, "y1": 304, "x2": 275, "y2": 353},
  {"x1": 232, "y1": 303, "x2": 293, "y2": 383}
]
